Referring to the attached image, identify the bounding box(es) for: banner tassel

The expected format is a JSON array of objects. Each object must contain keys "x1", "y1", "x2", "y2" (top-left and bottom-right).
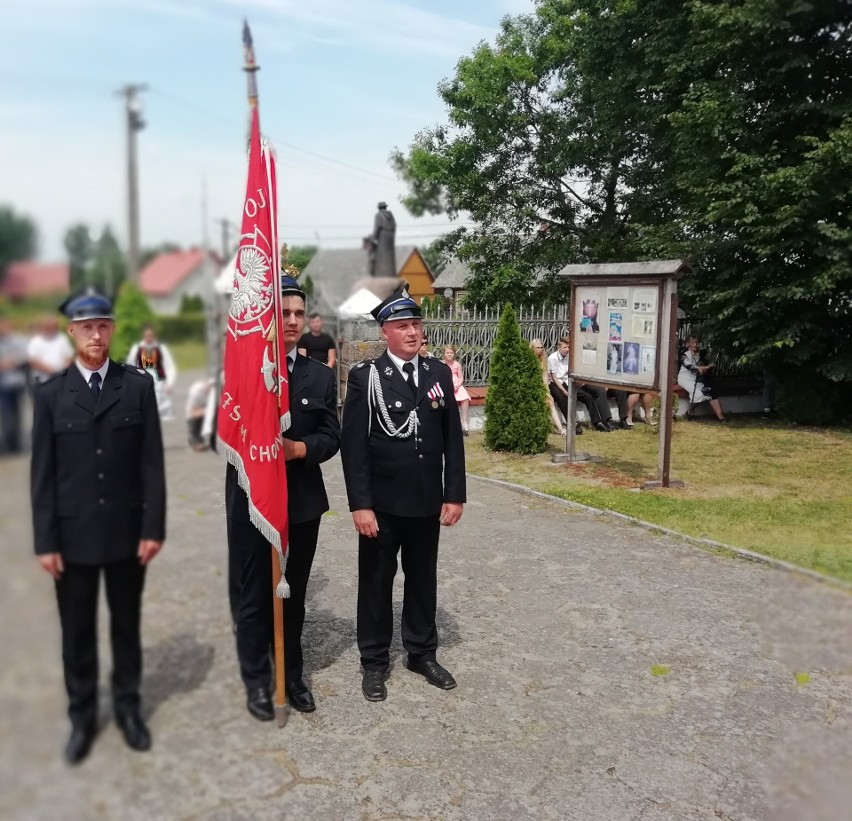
[{"x1": 276, "y1": 550, "x2": 290, "y2": 599}]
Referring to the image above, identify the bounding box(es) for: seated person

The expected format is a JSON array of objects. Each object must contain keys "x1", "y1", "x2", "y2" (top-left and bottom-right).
[
  {"x1": 547, "y1": 336, "x2": 618, "y2": 432},
  {"x1": 626, "y1": 392, "x2": 656, "y2": 427},
  {"x1": 606, "y1": 388, "x2": 633, "y2": 429},
  {"x1": 532, "y1": 339, "x2": 570, "y2": 435},
  {"x1": 677, "y1": 337, "x2": 727, "y2": 421}
]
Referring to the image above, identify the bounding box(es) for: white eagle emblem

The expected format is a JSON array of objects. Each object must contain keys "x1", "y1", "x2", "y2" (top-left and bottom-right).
[{"x1": 227, "y1": 228, "x2": 275, "y2": 338}]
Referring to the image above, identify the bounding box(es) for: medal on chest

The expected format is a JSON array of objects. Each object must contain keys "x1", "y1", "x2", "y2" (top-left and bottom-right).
[{"x1": 427, "y1": 381, "x2": 445, "y2": 409}]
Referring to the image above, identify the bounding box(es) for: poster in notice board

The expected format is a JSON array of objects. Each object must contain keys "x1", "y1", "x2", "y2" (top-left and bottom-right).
[{"x1": 571, "y1": 284, "x2": 660, "y2": 388}]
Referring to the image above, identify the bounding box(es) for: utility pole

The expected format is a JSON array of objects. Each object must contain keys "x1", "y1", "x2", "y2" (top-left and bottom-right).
[
  {"x1": 216, "y1": 218, "x2": 235, "y2": 260},
  {"x1": 118, "y1": 83, "x2": 148, "y2": 283}
]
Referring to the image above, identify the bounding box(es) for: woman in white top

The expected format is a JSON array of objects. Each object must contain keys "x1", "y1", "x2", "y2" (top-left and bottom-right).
[{"x1": 677, "y1": 337, "x2": 727, "y2": 421}]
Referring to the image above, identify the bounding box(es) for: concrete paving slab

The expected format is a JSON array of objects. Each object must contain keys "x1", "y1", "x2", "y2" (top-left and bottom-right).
[{"x1": 0, "y1": 377, "x2": 850, "y2": 820}]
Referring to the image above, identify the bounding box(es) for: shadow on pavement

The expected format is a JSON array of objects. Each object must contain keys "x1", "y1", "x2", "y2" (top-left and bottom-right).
[{"x1": 143, "y1": 633, "x2": 215, "y2": 718}]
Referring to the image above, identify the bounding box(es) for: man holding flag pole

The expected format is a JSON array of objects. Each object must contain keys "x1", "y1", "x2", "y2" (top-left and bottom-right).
[{"x1": 220, "y1": 22, "x2": 339, "y2": 726}]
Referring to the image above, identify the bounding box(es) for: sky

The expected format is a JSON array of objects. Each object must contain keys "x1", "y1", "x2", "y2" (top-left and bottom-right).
[{"x1": 0, "y1": 0, "x2": 536, "y2": 262}]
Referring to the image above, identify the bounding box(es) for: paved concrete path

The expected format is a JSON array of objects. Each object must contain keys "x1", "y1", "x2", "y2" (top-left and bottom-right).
[{"x1": 1, "y1": 378, "x2": 850, "y2": 820}]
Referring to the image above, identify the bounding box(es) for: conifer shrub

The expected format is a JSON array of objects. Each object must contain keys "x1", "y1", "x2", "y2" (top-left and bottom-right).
[
  {"x1": 484, "y1": 304, "x2": 551, "y2": 454},
  {"x1": 112, "y1": 281, "x2": 155, "y2": 362}
]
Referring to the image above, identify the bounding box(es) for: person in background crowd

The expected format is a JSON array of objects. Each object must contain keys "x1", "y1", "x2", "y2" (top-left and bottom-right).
[
  {"x1": 185, "y1": 377, "x2": 213, "y2": 451},
  {"x1": 0, "y1": 314, "x2": 28, "y2": 454},
  {"x1": 607, "y1": 389, "x2": 634, "y2": 429},
  {"x1": 419, "y1": 335, "x2": 434, "y2": 358},
  {"x1": 28, "y1": 314, "x2": 73, "y2": 387},
  {"x1": 626, "y1": 392, "x2": 657, "y2": 428},
  {"x1": 31, "y1": 288, "x2": 166, "y2": 764},
  {"x1": 127, "y1": 324, "x2": 177, "y2": 421},
  {"x1": 547, "y1": 336, "x2": 612, "y2": 433},
  {"x1": 531, "y1": 339, "x2": 570, "y2": 436},
  {"x1": 298, "y1": 312, "x2": 337, "y2": 368},
  {"x1": 677, "y1": 336, "x2": 727, "y2": 421},
  {"x1": 442, "y1": 344, "x2": 471, "y2": 435}
]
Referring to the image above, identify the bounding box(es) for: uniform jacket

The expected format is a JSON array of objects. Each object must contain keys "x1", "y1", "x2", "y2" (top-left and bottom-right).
[
  {"x1": 340, "y1": 351, "x2": 466, "y2": 517},
  {"x1": 226, "y1": 353, "x2": 340, "y2": 526},
  {"x1": 31, "y1": 360, "x2": 166, "y2": 565}
]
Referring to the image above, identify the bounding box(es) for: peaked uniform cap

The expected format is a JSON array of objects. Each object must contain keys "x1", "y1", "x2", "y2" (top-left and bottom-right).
[
  {"x1": 370, "y1": 282, "x2": 422, "y2": 324},
  {"x1": 59, "y1": 287, "x2": 114, "y2": 321},
  {"x1": 280, "y1": 274, "x2": 306, "y2": 300}
]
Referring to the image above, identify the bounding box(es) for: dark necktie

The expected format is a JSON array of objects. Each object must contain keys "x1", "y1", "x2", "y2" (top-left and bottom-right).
[
  {"x1": 89, "y1": 372, "x2": 102, "y2": 401},
  {"x1": 402, "y1": 361, "x2": 416, "y2": 397}
]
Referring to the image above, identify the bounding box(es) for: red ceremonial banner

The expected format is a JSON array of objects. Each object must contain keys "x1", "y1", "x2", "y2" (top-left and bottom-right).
[{"x1": 218, "y1": 106, "x2": 290, "y2": 562}]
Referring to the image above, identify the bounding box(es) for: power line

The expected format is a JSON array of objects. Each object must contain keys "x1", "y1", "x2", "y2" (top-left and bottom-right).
[{"x1": 148, "y1": 87, "x2": 399, "y2": 183}]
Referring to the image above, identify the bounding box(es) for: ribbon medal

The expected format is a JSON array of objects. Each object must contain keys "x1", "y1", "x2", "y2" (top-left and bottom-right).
[{"x1": 427, "y1": 382, "x2": 445, "y2": 409}]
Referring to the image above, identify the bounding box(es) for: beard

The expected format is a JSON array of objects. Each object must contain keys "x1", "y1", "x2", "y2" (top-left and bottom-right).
[{"x1": 78, "y1": 346, "x2": 109, "y2": 370}]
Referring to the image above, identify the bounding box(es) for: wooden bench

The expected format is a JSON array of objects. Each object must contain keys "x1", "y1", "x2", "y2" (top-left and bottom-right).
[{"x1": 468, "y1": 387, "x2": 488, "y2": 407}]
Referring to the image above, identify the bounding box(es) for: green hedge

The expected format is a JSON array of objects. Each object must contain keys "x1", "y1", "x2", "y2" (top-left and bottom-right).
[{"x1": 155, "y1": 313, "x2": 206, "y2": 344}]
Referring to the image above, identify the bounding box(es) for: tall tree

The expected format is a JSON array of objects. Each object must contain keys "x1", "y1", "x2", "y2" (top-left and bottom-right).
[
  {"x1": 0, "y1": 206, "x2": 38, "y2": 279},
  {"x1": 393, "y1": 0, "x2": 852, "y2": 393}
]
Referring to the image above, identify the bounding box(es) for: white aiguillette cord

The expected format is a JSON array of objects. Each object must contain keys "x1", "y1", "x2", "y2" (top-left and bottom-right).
[{"x1": 367, "y1": 364, "x2": 419, "y2": 447}]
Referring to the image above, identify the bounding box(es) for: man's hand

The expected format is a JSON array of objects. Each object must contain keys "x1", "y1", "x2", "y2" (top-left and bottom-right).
[
  {"x1": 282, "y1": 439, "x2": 307, "y2": 461},
  {"x1": 440, "y1": 503, "x2": 464, "y2": 527},
  {"x1": 138, "y1": 540, "x2": 163, "y2": 566},
  {"x1": 37, "y1": 553, "x2": 64, "y2": 580},
  {"x1": 352, "y1": 509, "x2": 379, "y2": 538}
]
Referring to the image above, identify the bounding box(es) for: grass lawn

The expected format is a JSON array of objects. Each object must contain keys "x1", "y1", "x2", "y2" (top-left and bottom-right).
[
  {"x1": 465, "y1": 419, "x2": 852, "y2": 583},
  {"x1": 170, "y1": 340, "x2": 209, "y2": 372}
]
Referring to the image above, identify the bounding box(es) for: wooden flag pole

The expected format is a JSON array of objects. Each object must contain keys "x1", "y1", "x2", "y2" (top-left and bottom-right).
[{"x1": 271, "y1": 545, "x2": 288, "y2": 727}]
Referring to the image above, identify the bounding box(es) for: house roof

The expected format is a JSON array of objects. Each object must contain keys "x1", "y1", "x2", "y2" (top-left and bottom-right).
[
  {"x1": 431, "y1": 257, "x2": 472, "y2": 291},
  {"x1": 1, "y1": 261, "x2": 70, "y2": 299},
  {"x1": 139, "y1": 249, "x2": 213, "y2": 297},
  {"x1": 302, "y1": 244, "x2": 416, "y2": 316}
]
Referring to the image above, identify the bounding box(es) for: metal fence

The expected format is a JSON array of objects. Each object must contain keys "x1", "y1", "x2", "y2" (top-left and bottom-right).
[
  {"x1": 417, "y1": 304, "x2": 757, "y2": 387},
  {"x1": 421, "y1": 304, "x2": 570, "y2": 387}
]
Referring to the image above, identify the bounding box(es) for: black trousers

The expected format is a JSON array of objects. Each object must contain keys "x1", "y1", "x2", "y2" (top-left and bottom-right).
[
  {"x1": 227, "y1": 515, "x2": 321, "y2": 690},
  {"x1": 357, "y1": 512, "x2": 441, "y2": 672},
  {"x1": 549, "y1": 382, "x2": 571, "y2": 422},
  {"x1": 55, "y1": 556, "x2": 146, "y2": 730},
  {"x1": 575, "y1": 384, "x2": 612, "y2": 425},
  {"x1": 550, "y1": 382, "x2": 612, "y2": 425},
  {"x1": 607, "y1": 389, "x2": 629, "y2": 422}
]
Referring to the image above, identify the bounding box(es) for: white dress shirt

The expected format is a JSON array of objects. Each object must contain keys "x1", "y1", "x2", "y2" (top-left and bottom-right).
[
  {"x1": 75, "y1": 358, "x2": 110, "y2": 388},
  {"x1": 547, "y1": 350, "x2": 570, "y2": 383},
  {"x1": 386, "y1": 351, "x2": 419, "y2": 387}
]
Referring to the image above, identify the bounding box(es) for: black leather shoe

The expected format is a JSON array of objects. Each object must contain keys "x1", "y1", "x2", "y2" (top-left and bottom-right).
[
  {"x1": 116, "y1": 713, "x2": 151, "y2": 752},
  {"x1": 594, "y1": 422, "x2": 610, "y2": 432},
  {"x1": 406, "y1": 658, "x2": 457, "y2": 690},
  {"x1": 286, "y1": 679, "x2": 316, "y2": 712},
  {"x1": 362, "y1": 670, "x2": 388, "y2": 702},
  {"x1": 575, "y1": 424, "x2": 583, "y2": 436},
  {"x1": 246, "y1": 687, "x2": 274, "y2": 721},
  {"x1": 64, "y1": 726, "x2": 95, "y2": 765}
]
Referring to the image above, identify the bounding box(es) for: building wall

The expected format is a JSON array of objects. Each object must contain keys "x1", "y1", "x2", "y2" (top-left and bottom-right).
[
  {"x1": 398, "y1": 250, "x2": 434, "y2": 303},
  {"x1": 147, "y1": 265, "x2": 210, "y2": 316}
]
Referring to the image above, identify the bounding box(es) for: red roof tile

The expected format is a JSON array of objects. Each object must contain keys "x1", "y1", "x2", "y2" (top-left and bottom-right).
[
  {"x1": 139, "y1": 249, "x2": 209, "y2": 296},
  {"x1": 1, "y1": 261, "x2": 70, "y2": 299}
]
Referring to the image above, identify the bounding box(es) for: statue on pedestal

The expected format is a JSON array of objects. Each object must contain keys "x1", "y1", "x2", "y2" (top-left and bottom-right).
[{"x1": 368, "y1": 201, "x2": 396, "y2": 278}]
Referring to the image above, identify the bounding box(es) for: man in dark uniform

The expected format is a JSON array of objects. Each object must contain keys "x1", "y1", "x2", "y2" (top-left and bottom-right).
[
  {"x1": 340, "y1": 283, "x2": 466, "y2": 702},
  {"x1": 225, "y1": 276, "x2": 340, "y2": 720},
  {"x1": 30, "y1": 288, "x2": 166, "y2": 764}
]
